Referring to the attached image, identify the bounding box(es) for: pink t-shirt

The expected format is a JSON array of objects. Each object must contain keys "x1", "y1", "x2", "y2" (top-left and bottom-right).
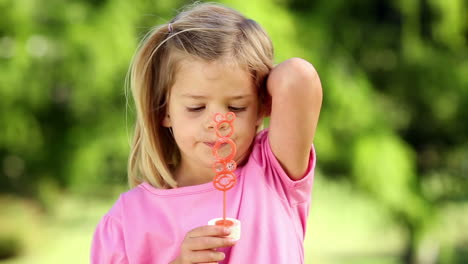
[{"x1": 91, "y1": 129, "x2": 316, "y2": 263}]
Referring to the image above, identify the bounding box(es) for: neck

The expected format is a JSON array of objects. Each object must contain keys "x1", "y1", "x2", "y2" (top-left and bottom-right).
[{"x1": 174, "y1": 164, "x2": 214, "y2": 187}]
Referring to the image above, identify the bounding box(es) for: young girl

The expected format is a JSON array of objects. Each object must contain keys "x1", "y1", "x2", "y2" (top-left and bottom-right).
[{"x1": 91, "y1": 2, "x2": 322, "y2": 264}]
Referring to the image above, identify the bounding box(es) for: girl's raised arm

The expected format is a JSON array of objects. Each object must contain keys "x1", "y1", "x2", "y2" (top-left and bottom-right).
[{"x1": 266, "y1": 57, "x2": 323, "y2": 181}]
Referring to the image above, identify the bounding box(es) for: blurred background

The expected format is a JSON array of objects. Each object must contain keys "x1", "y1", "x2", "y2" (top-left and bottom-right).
[{"x1": 0, "y1": 0, "x2": 467, "y2": 263}]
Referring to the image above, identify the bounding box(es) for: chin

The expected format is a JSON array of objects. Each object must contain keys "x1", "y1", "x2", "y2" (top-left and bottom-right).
[{"x1": 235, "y1": 147, "x2": 252, "y2": 166}]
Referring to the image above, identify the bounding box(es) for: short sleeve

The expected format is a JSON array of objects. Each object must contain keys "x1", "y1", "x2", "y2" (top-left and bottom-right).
[
  {"x1": 250, "y1": 129, "x2": 316, "y2": 205},
  {"x1": 90, "y1": 214, "x2": 128, "y2": 264}
]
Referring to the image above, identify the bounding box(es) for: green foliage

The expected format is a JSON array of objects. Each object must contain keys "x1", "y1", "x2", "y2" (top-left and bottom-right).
[
  {"x1": 353, "y1": 133, "x2": 416, "y2": 211},
  {"x1": 0, "y1": 0, "x2": 181, "y2": 194},
  {"x1": 0, "y1": 236, "x2": 21, "y2": 260}
]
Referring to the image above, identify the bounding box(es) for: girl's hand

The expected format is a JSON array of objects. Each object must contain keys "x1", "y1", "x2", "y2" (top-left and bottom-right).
[{"x1": 170, "y1": 225, "x2": 237, "y2": 264}]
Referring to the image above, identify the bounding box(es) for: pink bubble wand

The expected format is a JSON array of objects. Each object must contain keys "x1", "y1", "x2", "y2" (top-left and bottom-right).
[{"x1": 211, "y1": 112, "x2": 237, "y2": 227}]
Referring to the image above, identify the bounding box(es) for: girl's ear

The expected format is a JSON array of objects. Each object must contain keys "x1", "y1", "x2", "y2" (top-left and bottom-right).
[{"x1": 162, "y1": 114, "x2": 172, "y2": 127}]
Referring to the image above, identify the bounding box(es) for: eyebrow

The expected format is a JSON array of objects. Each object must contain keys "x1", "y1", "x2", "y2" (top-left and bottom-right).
[{"x1": 181, "y1": 94, "x2": 252, "y2": 100}]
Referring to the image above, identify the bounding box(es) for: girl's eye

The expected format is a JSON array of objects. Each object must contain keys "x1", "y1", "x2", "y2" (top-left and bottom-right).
[
  {"x1": 187, "y1": 106, "x2": 205, "y2": 112},
  {"x1": 228, "y1": 106, "x2": 247, "y2": 112},
  {"x1": 186, "y1": 106, "x2": 246, "y2": 112}
]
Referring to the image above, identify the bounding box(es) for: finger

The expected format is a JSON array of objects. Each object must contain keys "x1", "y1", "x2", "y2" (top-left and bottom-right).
[
  {"x1": 190, "y1": 250, "x2": 225, "y2": 263},
  {"x1": 187, "y1": 225, "x2": 230, "y2": 238},
  {"x1": 187, "y1": 236, "x2": 236, "y2": 251}
]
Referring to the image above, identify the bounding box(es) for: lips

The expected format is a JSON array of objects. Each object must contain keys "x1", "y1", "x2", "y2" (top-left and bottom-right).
[
  {"x1": 204, "y1": 142, "x2": 228, "y2": 148},
  {"x1": 204, "y1": 142, "x2": 215, "y2": 148}
]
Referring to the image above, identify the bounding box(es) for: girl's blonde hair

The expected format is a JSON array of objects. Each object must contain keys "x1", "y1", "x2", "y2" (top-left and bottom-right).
[{"x1": 127, "y1": 2, "x2": 274, "y2": 189}]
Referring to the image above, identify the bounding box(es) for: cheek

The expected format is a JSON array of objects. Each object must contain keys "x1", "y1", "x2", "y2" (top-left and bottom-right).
[
  {"x1": 235, "y1": 121, "x2": 257, "y2": 144},
  {"x1": 172, "y1": 119, "x2": 196, "y2": 140},
  {"x1": 174, "y1": 124, "x2": 196, "y2": 141},
  {"x1": 171, "y1": 113, "x2": 196, "y2": 130}
]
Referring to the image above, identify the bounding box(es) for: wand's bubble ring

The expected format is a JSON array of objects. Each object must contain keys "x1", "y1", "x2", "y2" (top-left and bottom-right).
[
  {"x1": 216, "y1": 122, "x2": 234, "y2": 138},
  {"x1": 214, "y1": 113, "x2": 225, "y2": 123},
  {"x1": 213, "y1": 161, "x2": 225, "y2": 173},
  {"x1": 212, "y1": 137, "x2": 236, "y2": 162},
  {"x1": 213, "y1": 160, "x2": 237, "y2": 173},
  {"x1": 225, "y1": 160, "x2": 237, "y2": 172},
  {"x1": 214, "y1": 112, "x2": 236, "y2": 138},
  {"x1": 224, "y1": 112, "x2": 236, "y2": 122},
  {"x1": 214, "y1": 112, "x2": 236, "y2": 123},
  {"x1": 213, "y1": 172, "x2": 237, "y2": 191}
]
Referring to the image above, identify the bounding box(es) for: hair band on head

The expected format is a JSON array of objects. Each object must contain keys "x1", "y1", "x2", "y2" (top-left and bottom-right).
[{"x1": 168, "y1": 23, "x2": 173, "y2": 33}]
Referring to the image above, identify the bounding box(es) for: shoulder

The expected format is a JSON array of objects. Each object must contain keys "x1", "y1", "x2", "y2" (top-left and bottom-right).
[
  {"x1": 245, "y1": 128, "x2": 316, "y2": 185},
  {"x1": 105, "y1": 184, "x2": 150, "y2": 219},
  {"x1": 245, "y1": 129, "x2": 269, "y2": 164},
  {"x1": 244, "y1": 129, "x2": 289, "y2": 171}
]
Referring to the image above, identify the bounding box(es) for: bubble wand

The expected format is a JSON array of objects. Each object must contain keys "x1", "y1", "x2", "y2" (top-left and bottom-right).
[{"x1": 208, "y1": 112, "x2": 241, "y2": 240}]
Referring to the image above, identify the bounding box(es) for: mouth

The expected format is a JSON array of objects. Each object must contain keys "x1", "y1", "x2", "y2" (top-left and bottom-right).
[{"x1": 204, "y1": 142, "x2": 228, "y2": 148}]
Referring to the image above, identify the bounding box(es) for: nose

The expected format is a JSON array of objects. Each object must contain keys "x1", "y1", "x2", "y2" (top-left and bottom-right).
[
  {"x1": 204, "y1": 111, "x2": 230, "y2": 131},
  {"x1": 205, "y1": 117, "x2": 216, "y2": 130},
  {"x1": 204, "y1": 110, "x2": 217, "y2": 130}
]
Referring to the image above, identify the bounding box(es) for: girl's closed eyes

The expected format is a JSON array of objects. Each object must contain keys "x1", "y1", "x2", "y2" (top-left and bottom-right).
[
  {"x1": 229, "y1": 106, "x2": 247, "y2": 112},
  {"x1": 186, "y1": 106, "x2": 247, "y2": 112}
]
